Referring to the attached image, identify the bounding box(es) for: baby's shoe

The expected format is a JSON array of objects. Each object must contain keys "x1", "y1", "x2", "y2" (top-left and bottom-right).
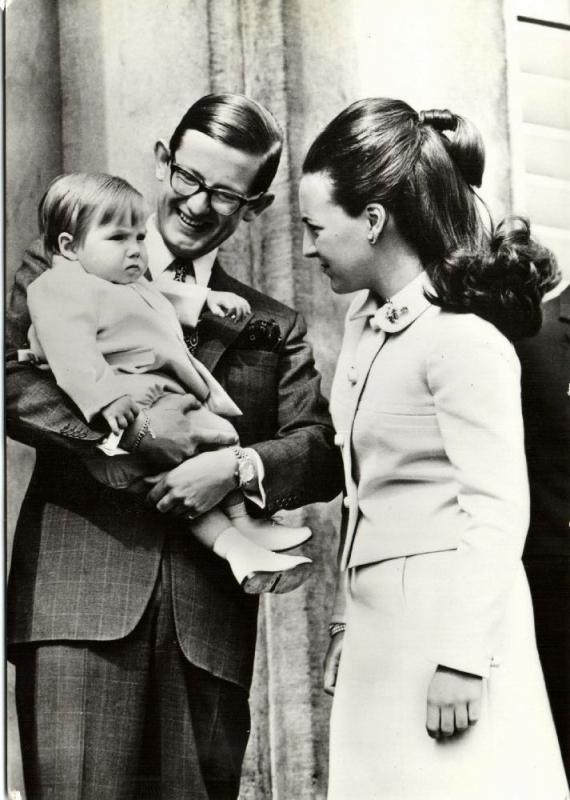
[
  {"x1": 225, "y1": 505, "x2": 312, "y2": 552},
  {"x1": 214, "y1": 527, "x2": 313, "y2": 594}
]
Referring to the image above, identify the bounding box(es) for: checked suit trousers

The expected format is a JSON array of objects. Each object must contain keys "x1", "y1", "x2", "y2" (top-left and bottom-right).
[{"x1": 13, "y1": 544, "x2": 251, "y2": 800}]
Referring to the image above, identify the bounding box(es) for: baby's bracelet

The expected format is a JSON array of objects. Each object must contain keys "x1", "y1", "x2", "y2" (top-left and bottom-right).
[
  {"x1": 130, "y1": 411, "x2": 155, "y2": 452},
  {"x1": 328, "y1": 622, "x2": 347, "y2": 638}
]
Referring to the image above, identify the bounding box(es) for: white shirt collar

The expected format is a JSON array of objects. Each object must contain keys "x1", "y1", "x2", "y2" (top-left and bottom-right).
[{"x1": 145, "y1": 214, "x2": 218, "y2": 287}]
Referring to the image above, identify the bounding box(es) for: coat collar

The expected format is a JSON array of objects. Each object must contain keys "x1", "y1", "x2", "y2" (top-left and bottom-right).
[{"x1": 349, "y1": 271, "x2": 433, "y2": 333}]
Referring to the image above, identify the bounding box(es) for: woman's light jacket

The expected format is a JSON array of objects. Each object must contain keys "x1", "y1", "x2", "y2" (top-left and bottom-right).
[{"x1": 330, "y1": 272, "x2": 529, "y2": 678}]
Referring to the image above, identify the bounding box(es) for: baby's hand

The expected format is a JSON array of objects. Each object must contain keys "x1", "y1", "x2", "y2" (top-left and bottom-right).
[
  {"x1": 101, "y1": 395, "x2": 141, "y2": 435},
  {"x1": 206, "y1": 290, "x2": 251, "y2": 321}
]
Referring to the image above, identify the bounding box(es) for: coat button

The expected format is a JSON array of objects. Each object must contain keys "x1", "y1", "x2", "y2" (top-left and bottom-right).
[
  {"x1": 334, "y1": 433, "x2": 345, "y2": 447},
  {"x1": 343, "y1": 496, "x2": 351, "y2": 508},
  {"x1": 370, "y1": 317, "x2": 382, "y2": 332},
  {"x1": 347, "y1": 365, "x2": 358, "y2": 384}
]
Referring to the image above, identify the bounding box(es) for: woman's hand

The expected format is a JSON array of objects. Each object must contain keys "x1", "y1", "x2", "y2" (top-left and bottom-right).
[
  {"x1": 323, "y1": 631, "x2": 345, "y2": 696},
  {"x1": 426, "y1": 665, "x2": 482, "y2": 739}
]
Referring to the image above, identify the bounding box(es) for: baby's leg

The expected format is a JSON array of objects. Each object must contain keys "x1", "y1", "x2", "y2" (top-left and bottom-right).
[
  {"x1": 82, "y1": 450, "x2": 149, "y2": 491},
  {"x1": 81, "y1": 390, "x2": 237, "y2": 491},
  {"x1": 83, "y1": 391, "x2": 313, "y2": 593},
  {"x1": 222, "y1": 491, "x2": 312, "y2": 552},
  {"x1": 191, "y1": 509, "x2": 313, "y2": 595}
]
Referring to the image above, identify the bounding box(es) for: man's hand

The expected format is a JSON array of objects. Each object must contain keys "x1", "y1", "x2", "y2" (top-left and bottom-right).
[
  {"x1": 323, "y1": 631, "x2": 345, "y2": 696},
  {"x1": 426, "y1": 665, "x2": 483, "y2": 739},
  {"x1": 206, "y1": 290, "x2": 251, "y2": 321},
  {"x1": 146, "y1": 448, "x2": 237, "y2": 518},
  {"x1": 101, "y1": 395, "x2": 140, "y2": 435},
  {"x1": 122, "y1": 394, "x2": 238, "y2": 468}
]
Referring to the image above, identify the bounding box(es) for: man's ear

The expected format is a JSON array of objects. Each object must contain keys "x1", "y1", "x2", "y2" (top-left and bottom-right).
[
  {"x1": 243, "y1": 193, "x2": 274, "y2": 222},
  {"x1": 366, "y1": 203, "x2": 388, "y2": 245},
  {"x1": 154, "y1": 139, "x2": 170, "y2": 181},
  {"x1": 57, "y1": 232, "x2": 79, "y2": 260}
]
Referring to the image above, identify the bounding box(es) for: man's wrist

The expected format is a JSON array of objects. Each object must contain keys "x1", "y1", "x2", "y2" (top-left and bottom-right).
[
  {"x1": 215, "y1": 448, "x2": 242, "y2": 493},
  {"x1": 231, "y1": 446, "x2": 258, "y2": 490}
]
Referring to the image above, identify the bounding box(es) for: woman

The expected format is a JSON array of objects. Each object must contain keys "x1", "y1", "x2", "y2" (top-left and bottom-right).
[{"x1": 299, "y1": 99, "x2": 568, "y2": 799}]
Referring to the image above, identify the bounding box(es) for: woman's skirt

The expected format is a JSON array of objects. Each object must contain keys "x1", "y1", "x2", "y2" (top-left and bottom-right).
[{"x1": 328, "y1": 552, "x2": 568, "y2": 800}]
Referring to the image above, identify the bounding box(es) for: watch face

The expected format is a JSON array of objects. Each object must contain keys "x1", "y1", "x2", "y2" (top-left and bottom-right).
[{"x1": 239, "y1": 457, "x2": 256, "y2": 485}]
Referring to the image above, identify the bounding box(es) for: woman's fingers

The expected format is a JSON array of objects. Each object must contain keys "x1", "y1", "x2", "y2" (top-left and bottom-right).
[
  {"x1": 468, "y1": 697, "x2": 481, "y2": 725},
  {"x1": 440, "y1": 705, "x2": 455, "y2": 737},
  {"x1": 426, "y1": 665, "x2": 483, "y2": 739},
  {"x1": 426, "y1": 703, "x2": 440, "y2": 739},
  {"x1": 427, "y1": 701, "x2": 475, "y2": 739},
  {"x1": 455, "y1": 703, "x2": 469, "y2": 732}
]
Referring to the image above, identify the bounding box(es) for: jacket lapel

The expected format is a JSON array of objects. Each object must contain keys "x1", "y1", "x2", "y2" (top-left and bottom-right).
[{"x1": 196, "y1": 261, "x2": 253, "y2": 373}]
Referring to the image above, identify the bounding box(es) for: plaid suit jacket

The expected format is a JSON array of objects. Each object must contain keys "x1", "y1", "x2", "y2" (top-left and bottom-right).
[{"x1": 7, "y1": 239, "x2": 343, "y2": 690}]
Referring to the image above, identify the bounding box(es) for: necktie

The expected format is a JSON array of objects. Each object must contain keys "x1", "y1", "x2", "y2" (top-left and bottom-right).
[
  {"x1": 168, "y1": 259, "x2": 200, "y2": 354},
  {"x1": 170, "y1": 259, "x2": 195, "y2": 283}
]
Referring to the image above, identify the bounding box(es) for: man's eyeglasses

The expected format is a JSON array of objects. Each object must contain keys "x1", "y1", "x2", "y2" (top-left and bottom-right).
[{"x1": 169, "y1": 162, "x2": 264, "y2": 216}]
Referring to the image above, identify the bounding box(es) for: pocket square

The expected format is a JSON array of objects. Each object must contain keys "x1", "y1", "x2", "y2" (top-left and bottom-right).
[{"x1": 235, "y1": 318, "x2": 282, "y2": 352}]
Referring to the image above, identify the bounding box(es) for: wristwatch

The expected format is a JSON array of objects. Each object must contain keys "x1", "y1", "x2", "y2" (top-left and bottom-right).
[{"x1": 232, "y1": 446, "x2": 256, "y2": 489}]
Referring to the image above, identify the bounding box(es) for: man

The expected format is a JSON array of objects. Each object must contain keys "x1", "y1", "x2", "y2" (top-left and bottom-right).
[
  {"x1": 7, "y1": 93, "x2": 343, "y2": 799},
  {"x1": 515, "y1": 284, "x2": 570, "y2": 778}
]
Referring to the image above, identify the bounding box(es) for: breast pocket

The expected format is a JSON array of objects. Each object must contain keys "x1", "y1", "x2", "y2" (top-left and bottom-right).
[
  {"x1": 353, "y1": 402, "x2": 442, "y2": 463},
  {"x1": 358, "y1": 401, "x2": 439, "y2": 429}
]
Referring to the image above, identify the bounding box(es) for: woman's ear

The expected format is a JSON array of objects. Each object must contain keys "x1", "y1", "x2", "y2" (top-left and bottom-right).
[
  {"x1": 57, "y1": 232, "x2": 79, "y2": 260},
  {"x1": 243, "y1": 193, "x2": 275, "y2": 222},
  {"x1": 366, "y1": 203, "x2": 388, "y2": 245},
  {"x1": 154, "y1": 139, "x2": 170, "y2": 181}
]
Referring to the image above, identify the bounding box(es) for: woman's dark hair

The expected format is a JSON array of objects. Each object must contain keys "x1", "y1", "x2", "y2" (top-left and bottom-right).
[
  {"x1": 303, "y1": 98, "x2": 559, "y2": 340},
  {"x1": 169, "y1": 93, "x2": 283, "y2": 195}
]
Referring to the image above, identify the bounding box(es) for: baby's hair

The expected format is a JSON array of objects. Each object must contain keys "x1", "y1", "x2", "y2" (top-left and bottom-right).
[{"x1": 39, "y1": 173, "x2": 146, "y2": 255}]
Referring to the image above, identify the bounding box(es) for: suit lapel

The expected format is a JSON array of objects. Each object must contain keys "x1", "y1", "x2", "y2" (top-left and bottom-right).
[{"x1": 196, "y1": 261, "x2": 253, "y2": 373}]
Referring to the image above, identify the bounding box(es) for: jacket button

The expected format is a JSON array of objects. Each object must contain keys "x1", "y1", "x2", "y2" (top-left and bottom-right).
[
  {"x1": 334, "y1": 433, "x2": 345, "y2": 447},
  {"x1": 370, "y1": 318, "x2": 382, "y2": 332},
  {"x1": 343, "y1": 496, "x2": 351, "y2": 508},
  {"x1": 347, "y1": 366, "x2": 358, "y2": 384}
]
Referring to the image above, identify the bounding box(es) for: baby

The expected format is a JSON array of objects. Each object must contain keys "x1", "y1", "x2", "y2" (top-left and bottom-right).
[{"x1": 23, "y1": 172, "x2": 313, "y2": 594}]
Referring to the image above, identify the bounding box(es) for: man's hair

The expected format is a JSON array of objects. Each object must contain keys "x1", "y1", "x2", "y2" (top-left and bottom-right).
[
  {"x1": 168, "y1": 93, "x2": 283, "y2": 195},
  {"x1": 39, "y1": 173, "x2": 146, "y2": 254}
]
